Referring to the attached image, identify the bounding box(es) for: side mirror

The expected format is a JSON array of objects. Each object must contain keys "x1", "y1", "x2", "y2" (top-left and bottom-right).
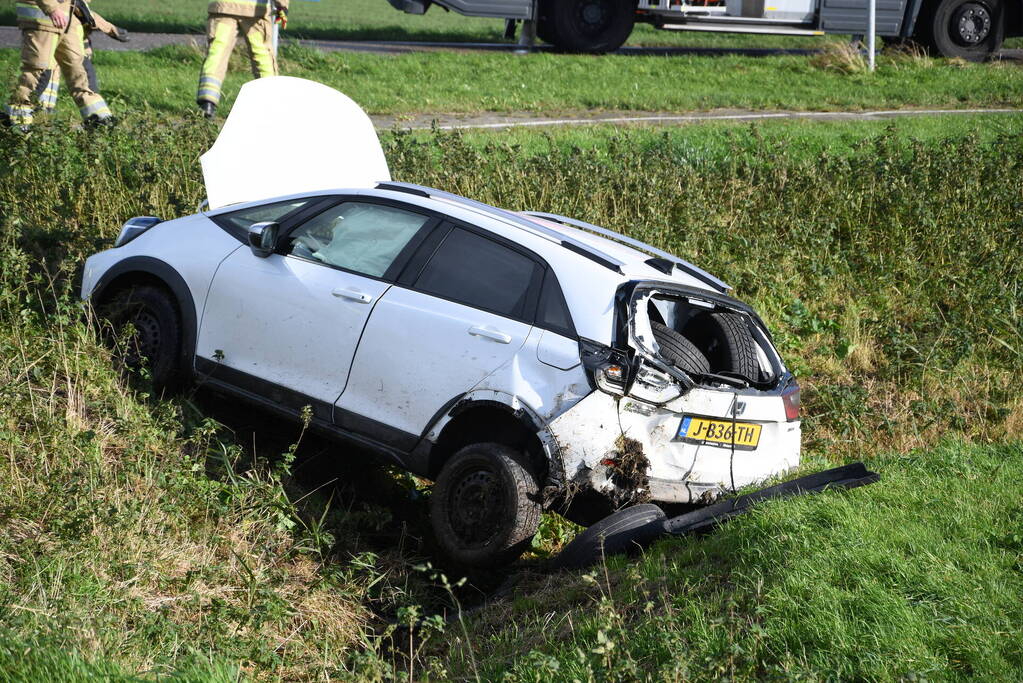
[{"x1": 247, "y1": 221, "x2": 279, "y2": 258}]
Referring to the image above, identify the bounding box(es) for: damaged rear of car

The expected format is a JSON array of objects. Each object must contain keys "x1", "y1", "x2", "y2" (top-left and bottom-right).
[{"x1": 550, "y1": 279, "x2": 801, "y2": 521}]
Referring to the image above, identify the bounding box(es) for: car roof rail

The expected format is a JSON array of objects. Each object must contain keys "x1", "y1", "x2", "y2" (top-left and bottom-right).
[
  {"x1": 523, "y1": 211, "x2": 731, "y2": 293},
  {"x1": 376, "y1": 182, "x2": 625, "y2": 274}
]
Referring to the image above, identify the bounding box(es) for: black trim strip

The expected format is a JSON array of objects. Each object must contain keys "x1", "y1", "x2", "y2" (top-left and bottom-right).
[
  {"x1": 561, "y1": 240, "x2": 624, "y2": 274},
  {"x1": 375, "y1": 181, "x2": 626, "y2": 274},
  {"x1": 194, "y1": 357, "x2": 421, "y2": 456}
]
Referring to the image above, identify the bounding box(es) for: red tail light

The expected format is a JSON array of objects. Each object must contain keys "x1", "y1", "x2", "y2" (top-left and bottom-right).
[{"x1": 782, "y1": 385, "x2": 801, "y2": 421}]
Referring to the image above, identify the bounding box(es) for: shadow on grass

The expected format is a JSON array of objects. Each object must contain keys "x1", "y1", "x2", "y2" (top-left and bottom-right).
[{"x1": 184, "y1": 386, "x2": 521, "y2": 612}]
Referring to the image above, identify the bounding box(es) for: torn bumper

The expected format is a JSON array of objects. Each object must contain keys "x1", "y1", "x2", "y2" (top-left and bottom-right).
[{"x1": 548, "y1": 388, "x2": 800, "y2": 505}]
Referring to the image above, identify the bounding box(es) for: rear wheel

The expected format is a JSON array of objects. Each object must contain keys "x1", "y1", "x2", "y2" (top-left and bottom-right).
[
  {"x1": 430, "y1": 443, "x2": 541, "y2": 567},
  {"x1": 918, "y1": 0, "x2": 1003, "y2": 61},
  {"x1": 100, "y1": 285, "x2": 183, "y2": 391},
  {"x1": 545, "y1": 0, "x2": 635, "y2": 53}
]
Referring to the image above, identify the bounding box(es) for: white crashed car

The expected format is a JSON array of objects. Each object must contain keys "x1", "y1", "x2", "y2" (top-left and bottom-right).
[{"x1": 82, "y1": 78, "x2": 801, "y2": 567}]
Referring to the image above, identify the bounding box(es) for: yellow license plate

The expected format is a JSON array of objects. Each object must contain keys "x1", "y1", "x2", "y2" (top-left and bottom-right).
[{"x1": 677, "y1": 416, "x2": 762, "y2": 449}]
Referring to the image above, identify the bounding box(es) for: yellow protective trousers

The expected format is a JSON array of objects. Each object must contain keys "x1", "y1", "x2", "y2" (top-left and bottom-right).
[
  {"x1": 4, "y1": 17, "x2": 110, "y2": 126},
  {"x1": 197, "y1": 13, "x2": 277, "y2": 106},
  {"x1": 38, "y1": 36, "x2": 97, "y2": 112}
]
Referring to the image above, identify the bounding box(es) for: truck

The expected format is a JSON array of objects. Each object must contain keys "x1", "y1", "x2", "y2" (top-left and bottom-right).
[{"x1": 385, "y1": 0, "x2": 1016, "y2": 61}]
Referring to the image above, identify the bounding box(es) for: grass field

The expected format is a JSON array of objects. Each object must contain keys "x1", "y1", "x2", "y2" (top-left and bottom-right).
[
  {"x1": 0, "y1": 115, "x2": 1021, "y2": 678},
  {"x1": 1, "y1": 43, "x2": 1021, "y2": 118},
  {"x1": 2, "y1": 0, "x2": 1021, "y2": 50},
  {"x1": 0, "y1": 0, "x2": 848, "y2": 48}
]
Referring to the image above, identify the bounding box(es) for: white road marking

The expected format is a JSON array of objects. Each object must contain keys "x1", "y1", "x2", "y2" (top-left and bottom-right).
[{"x1": 394, "y1": 108, "x2": 1022, "y2": 131}]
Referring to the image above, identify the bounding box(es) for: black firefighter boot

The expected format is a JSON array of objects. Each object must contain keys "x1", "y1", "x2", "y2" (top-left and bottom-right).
[{"x1": 198, "y1": 101, "x2": 216, "y2": 119}]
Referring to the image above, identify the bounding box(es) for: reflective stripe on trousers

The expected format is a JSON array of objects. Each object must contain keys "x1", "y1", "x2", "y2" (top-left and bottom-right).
[
  {"x1": 15, "y1": 3, "x2": 53, "y2": 25},
  {"x1": 3, "y1": 103, "x2": 34, "y2": 125},
  {"x1": 79, "y1": 98, "x2": 111, "y2": 118},
  {"x1": 197, "y1": 14, "x2": 277, "y2": 105}
]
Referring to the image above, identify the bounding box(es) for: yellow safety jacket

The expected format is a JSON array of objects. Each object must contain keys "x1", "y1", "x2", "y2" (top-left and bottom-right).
[
  {"x1": 207, "y1": 0, "x2": 290, "y2": 19},
  {"x1": 15, "y1": 0, "x2": 76, "y2": 32}
]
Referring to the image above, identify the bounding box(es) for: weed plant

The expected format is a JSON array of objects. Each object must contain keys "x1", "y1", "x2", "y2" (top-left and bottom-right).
[{"x1": 0, "y1": 118, "x2": 1020, "y2": 678}]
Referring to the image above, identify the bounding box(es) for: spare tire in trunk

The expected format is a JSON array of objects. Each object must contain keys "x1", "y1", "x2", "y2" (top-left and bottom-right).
[
  {"x1": 651, "y1": 321, "x2": 710, "y2": 376},
  {"x1": 682, "y1": 311, "x2": 759, "y2": 380}
]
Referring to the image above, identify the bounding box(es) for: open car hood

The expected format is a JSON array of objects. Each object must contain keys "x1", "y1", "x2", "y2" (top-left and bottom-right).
[{"x1": 200, "y1": 77, "x2": 391, "y2": 210}]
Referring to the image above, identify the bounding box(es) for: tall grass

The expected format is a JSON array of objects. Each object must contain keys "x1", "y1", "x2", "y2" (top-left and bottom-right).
[{"x1": 0, "y1": 118, "x2": 1021, "y2": 678}]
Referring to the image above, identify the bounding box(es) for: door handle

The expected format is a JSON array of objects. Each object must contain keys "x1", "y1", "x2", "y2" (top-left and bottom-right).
[
  {"x1": 332, "y1": 287, "x2": 373, "y2": 303},
  {"x1": 468, "y1": 325, "x2": 512, "y2": 344}
]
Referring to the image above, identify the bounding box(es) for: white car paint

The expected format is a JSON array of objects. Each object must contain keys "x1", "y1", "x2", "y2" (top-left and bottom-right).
[
  {"x1": 82, "y1": 80, "x2": 801, "y2": 512},
  {"x1": 197, "y1": 245, "x2": 392, "y2": 404},
  {"x1": 336, "y1": 285, "x2": 533, "y2": 437}
]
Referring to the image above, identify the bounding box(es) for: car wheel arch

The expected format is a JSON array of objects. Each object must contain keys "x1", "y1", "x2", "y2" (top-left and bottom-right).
[
  {"x1": 425, "y1": 394, "x2": 564, "y2": 490},
  {"x1": 89, "y1": 257, "x2": 198, "y2": 376}
]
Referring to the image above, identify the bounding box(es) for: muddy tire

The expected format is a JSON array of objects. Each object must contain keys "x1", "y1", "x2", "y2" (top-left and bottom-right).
[
  {"x1": 100, "y1": 285, "x2": 184, "y2": 391},
  {"x1": 682, "y1": 312, "x2": 759, "y2": 380},
  {"x1": 651, "y1": 321, "x2": 711, "y2": 376},
  {"x1": 552, "y1": 503, "x2": 667, "y2": 570},
  {"x1": 430, "y1": 443, "x2": 541, "y2": 567}
]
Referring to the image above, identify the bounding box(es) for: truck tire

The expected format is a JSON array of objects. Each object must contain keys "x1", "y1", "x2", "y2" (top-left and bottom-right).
[
  {"x1": 546, "y1": 0, "x2": 635, "y2": 53},
  {"x1": 682, "y1": 311, "x2": 759, "y2": 381},
  {"x1": 917, "y1": 0, "x2": 1004, "y2": 61},
  {"x1": 651, "y1": 321, "x2": 711, "y2": 376},
  {"x1": 536, "y1": 2, "x2": 561, "y2": 44},
  {"x1": 100, "y1": 285, "x2": 184, "y2": 391},
  {"x1": 430, "y1": 443, "x2": 541, "y2": 567}
]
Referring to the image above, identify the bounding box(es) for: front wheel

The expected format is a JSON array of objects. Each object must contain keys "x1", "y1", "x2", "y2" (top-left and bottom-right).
[
  {"x1": 430, "y1": 443, "x2": 541, "y2": 567},
  {"x1": 100, "y1": 285, "x2": 184, "y2": 391},
  {"x1": 545, "y1": 0, "x2": 635, "y2": 53},
  {"x1": 918, "y1": 0, "x2": 1003, "y2": 61}
]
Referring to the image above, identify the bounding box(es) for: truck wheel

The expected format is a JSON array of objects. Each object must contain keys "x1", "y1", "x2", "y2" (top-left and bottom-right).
[
  {"x1": 547, "y1": 0, "x2": 635, "y2": 53},
  {"x1": 100, "y1": 285, "x2": 184, "y2": 391},
  {"x1": 536, "y1": 3, "x2": 561, "y2": 44},
  {"x1": 918, "y1": 0, "x2": 1003, "y2": 61},
  {"x1": 430, "y1": 443, "x2": 541, "y2": 567}
]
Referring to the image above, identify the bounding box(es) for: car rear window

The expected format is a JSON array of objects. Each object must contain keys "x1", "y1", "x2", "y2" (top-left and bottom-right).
[{"x1": 414, "y1": 228, "x2": 540, "y2": 319}]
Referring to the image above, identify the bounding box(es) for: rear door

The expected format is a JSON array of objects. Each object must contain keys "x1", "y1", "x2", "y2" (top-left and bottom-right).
[
  {"x1": 337, "y1": 224, "x2": 544, "y2": 442},
  {"x1": 196, "y1": 198, "x2": 437, "y2": 410}
]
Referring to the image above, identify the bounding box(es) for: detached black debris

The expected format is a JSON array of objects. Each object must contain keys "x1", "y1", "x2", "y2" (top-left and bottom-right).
[{"x1": 552, "y1": 462, "x2": 881, "y2": 570}]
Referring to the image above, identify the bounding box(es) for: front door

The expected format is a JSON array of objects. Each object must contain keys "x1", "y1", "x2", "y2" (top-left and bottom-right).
[{"x1": 197, "y1": 199, "x2": 436, "y2": 408}]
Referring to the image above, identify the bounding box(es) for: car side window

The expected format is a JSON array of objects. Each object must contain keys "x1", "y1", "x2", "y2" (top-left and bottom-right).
[
  {"x1": 414, "y1": 227, "x2": 541, "y2": 319},
  {"x1": 213, "y1": 198, "x2": 314, "y2": 240},
  {"x1": 286, "y1": 202, "x2": 432, "y2": 279},
  {"x1": 537, "y1": 271, "x2": 575, "y2": 337}
]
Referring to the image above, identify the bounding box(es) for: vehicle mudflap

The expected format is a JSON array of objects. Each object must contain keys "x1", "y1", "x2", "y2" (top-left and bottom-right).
[{"x1": 551, "y1": 462, "x2": 880, "y2": 570}]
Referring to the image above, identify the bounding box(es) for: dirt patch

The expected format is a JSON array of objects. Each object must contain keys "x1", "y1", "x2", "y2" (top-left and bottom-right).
[{"x1": 606, "y1": 434, "x2": 651, "y2": 507}]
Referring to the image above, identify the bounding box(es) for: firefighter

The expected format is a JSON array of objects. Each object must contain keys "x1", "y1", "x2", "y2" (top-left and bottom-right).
[
  {"x1": 37, "y1": 8, "x2": 129, "y2": 114},
  {"x1": 196, "y1": 0, "x2": 290, "y2": 119},
  {"x1": 1, "y1": 0, "x2": 115, "y2": 131}
]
